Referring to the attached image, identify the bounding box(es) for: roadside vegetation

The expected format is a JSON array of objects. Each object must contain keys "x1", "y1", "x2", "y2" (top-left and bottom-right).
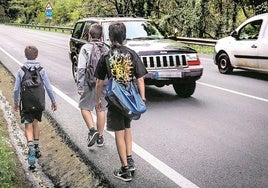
[
  {"x1": 0, "y1": 64, "x2": 31, "y2": 187},
  {"x1": 0, "y1": 120, "x2": 27, "y2": 187},
  {"x1": 188, "y1": 44, "x2": 214, "y2": 55},
  {"x1": 0, "y1": 0, "x2": 267, "y2": 40},
  {"x1": 0, "y1": 122, "x2": 16, "y2": 187}
]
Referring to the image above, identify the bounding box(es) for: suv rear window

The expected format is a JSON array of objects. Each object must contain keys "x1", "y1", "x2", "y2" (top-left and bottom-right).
[
  {"x1": 102, "y1": 21, "x2": 164, "y2": 42},
  {"x1": 72, "y1": 22, "x2": 84, "y2": 39},
  {"x1": 81, "y1": 21, "x2": 96, "y2": 41}
]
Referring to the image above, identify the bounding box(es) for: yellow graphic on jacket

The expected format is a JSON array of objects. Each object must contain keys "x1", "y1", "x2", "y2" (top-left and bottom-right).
[{"x1": 109, "y1": 49, "x2": 134, "y2": 84}]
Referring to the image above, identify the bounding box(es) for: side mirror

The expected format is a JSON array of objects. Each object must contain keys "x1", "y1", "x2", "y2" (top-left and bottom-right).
[{"x1": 230, "y1": 30, "x2": 238, "y2": 39}]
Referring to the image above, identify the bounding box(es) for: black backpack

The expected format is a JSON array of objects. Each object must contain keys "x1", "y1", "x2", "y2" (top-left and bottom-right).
[
  {"x1": 85, "y1": 42, "x2": 108, "y2": 86},
  {"x1": 20, "y1": 66, "x2": 45, "y2": 112}
]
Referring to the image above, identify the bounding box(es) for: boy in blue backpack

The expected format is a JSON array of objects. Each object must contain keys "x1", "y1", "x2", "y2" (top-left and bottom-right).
[
  {"x1": 14, "y1": 45, "x2": 57, "y2": 169},
  {"x1": 77, "y1": 23, "x2": 108, "y2": 147},
  {"x1": 95, "y1": 22, "x2": 147, "y2": 182}
]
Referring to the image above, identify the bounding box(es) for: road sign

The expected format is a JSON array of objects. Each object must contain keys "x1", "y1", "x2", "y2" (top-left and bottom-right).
[
  {"x1": 46, "y1": 9, "x2": 53, "y2": 19},
  {"x1": 45, "y1": 2, "x2": 53, "y2": 10},
  {"x1": 45, "y1": 2, "x2": 53, "y2": 19}
]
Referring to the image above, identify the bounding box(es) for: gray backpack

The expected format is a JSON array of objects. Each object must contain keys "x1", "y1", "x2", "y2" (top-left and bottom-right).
[{"x1": 85, "y1": 42, "x2": 108, "y2": 86}]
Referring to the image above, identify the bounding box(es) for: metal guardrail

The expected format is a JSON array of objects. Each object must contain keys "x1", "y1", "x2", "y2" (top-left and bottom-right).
[
  {"x1": 7, "y1": 23, "x2": 73, "y2": 33},
  {"x1": 6, "y1": 23, "x2": 217, "y2": 46},
  {"x1": 176, "y1": 37, "x2": 217, "y2": 46}
]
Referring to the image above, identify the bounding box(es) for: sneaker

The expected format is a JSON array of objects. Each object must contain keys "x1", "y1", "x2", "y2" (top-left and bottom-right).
[
  {"x1": 97, "y1": 135, "x2": 104, "y2": 147},
  {"x1": 113, "y1": 166, "x2": 132, "y2": 182},
  {"x1": 34, "y1": 145, "x2": 41, "y2": 158},
  {"x1": 28, "y1": 147, "x2": 36, "y2": 166},
  {"x1": 87, "y1": 129, "x2": 99, "y2": 147},
  {"x1": 127, "y1": 157, "x2": 136, "y2": 172}
]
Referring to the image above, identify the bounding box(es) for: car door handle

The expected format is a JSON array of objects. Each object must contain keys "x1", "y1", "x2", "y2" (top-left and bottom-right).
[{"x1": 251, "y1": 44, "x2": 257, "y2": 48}]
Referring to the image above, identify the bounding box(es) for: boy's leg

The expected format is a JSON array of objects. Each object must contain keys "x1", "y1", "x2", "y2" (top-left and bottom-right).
[
  {"x1": 32, "y1": 119, "x2": 40, "y2": 140},
  {"x1": 81, "y1": 109, "x2": 94, "y2": 129},
  {"x1": 96, "y1": 110, "x2": 105, "y2": 146},
  {"x1": 125, "y1": 128, "x2": 132, "y2": 157},
  {"x1": 81, "y1": 109, "x2": 99, "y2": 146},
  {"x1": 25, "y1": 122, "x2": 36, "y2": 167},
  {"x1": 96, "y1": 110, "x2": 105, "y2": 136},
  {"x1": 115, "y1": 130, "x2": 127, "y2": 166},
  {"x1": 32, "y1": 119, "x2": 41, "y2": 158},
  {"x1": 125, "y1": 128, "x2": 135, "y2": 171},
  {"x1": 114, "y1": 130, "x2": 132, "y2": 181},
  {"x1": 80, "y1": 85, "x2": 95, "y2": 130},
  {"x1": 25, "y1": 122, "x2": 34, "y2": 142}
]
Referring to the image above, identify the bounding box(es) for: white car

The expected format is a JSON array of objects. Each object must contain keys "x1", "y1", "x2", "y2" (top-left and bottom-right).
[{"x1": 214, "y1": 13, "x2": 268, "y2": 74}]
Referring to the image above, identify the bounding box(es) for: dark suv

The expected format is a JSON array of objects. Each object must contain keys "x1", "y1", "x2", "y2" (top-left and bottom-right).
[{"x1": 69, "y1": 17, "x2": 203, "y2": 97}]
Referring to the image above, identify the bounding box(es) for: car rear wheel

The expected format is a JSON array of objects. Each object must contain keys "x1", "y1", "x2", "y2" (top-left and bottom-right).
[
  {"x1": 72, "y1": 57, "x2": 78, "y2": 82},
  {"x1": 173, "y1": 81, "x2": 196, "y2": 98},
  {"x1": 217, "y1": 53, "x2": 233, "y2": 74}
]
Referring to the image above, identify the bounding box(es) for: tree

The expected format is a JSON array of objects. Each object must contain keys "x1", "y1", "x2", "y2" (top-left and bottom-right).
[{"x1": 3, "y1": 0, "x2": 263, "y2": 38}]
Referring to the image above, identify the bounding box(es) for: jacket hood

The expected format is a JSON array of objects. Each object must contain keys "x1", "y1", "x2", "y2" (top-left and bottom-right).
[{"x1": 24, "y1": 61, "x2": 41, "y2": 70}]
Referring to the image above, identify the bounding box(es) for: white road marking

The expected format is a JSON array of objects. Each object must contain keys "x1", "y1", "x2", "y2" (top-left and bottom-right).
[
  {"x1": 1, "y1": 46, "x2": 200, "y2": 187},
  {"x1": 197, "y1": 81, "x2": 268, "y2": 103}
]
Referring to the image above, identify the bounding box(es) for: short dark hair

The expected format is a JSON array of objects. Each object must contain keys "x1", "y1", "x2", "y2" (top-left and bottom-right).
[
  {"x1": 89, "y1": 23, "x2": 103, "y2": 39},
  {"x1": 24, "y1": 45, "x2": 38, "y2": 60},
  {"x1": 108, "y1": 22, "x2": 126, "y2": 46}
]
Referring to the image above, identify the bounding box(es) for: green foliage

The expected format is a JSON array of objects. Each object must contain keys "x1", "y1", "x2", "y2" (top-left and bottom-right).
[
  {"x1": 0, "y1": 124, "x2": 16, "y2": 187},
  {"x1": 187, "y1": 44, "x2": 214, "y2": 55},
  {"x1": 256, "y1": 1, "x2": 268, "y2": 14},
  {"x1": 4, "y1": 0, "x2": 264, "y2": 38}
]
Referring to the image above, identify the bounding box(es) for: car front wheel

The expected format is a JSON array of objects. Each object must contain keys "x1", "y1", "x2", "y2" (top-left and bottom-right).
[
  {"x1": 173, "y1": 81, "x2": 196, "y2": 98},
  {"x1": 217, "y1": 53, "x2": 233, "y2": 74}
]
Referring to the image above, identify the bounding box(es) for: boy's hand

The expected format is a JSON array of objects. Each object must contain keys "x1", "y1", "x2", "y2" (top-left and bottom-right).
[
  {"x1": 95, "y1": 100, "x2": 102, "y2": 112},
  {"x1": 51, "y1": 103, "x2": 57, "y2": 111},
  {"x1": 14, "y1": 104, "x2": 20, "y2": 112}
]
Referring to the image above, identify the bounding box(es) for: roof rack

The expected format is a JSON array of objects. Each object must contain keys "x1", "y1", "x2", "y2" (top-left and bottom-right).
[{"x1": 86, "y1": 14, "x2": 137, "y2": 18}]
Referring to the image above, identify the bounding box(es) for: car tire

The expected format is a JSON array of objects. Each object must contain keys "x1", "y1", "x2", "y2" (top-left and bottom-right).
[
  {"x1": 217, "y1": 53, "x2": 233, "y2": 74},
  {"x1": 72, "y1": 57, "x2": 78, "y2": 82},
  {"x1": 173, "y1": 81, "x2": 196, "y2": 98}
]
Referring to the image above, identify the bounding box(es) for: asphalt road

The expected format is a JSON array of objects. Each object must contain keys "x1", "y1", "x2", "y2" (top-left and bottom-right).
[{"x1": 0, "y1": 25, "x2": 268, "y2": 188}]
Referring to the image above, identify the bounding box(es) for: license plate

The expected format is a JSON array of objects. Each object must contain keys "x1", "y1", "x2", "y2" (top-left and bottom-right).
[{"x1": 156, "y1": 71, "x2": 182, "y2": 78}]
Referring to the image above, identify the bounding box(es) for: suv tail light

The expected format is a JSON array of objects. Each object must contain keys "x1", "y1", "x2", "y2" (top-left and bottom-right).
[{"x1": 187, "y1": 54, "x2": 201, "y2": 66}]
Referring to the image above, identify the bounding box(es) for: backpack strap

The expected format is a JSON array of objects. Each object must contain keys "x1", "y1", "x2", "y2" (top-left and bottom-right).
[
  {"x1": 84, "y1": 43, "x2": 94, "y2": 67},
  {"x1": 106, "y1": 51, "x2": 113, "y2": 79},
  {"x1": 21, "y1": 66, "x2": 27, "y2": 72},
  {"x1": 37, "y1": 66, "x2": 43, "y2": 71}
]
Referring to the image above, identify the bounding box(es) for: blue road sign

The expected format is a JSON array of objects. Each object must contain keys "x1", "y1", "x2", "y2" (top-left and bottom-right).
[
  {"x1": 46, "y1": 9, "x2": 52, "y2": 19},
  {"x1": 45, "y1": 2, "x2": 53, "y2": 19}
]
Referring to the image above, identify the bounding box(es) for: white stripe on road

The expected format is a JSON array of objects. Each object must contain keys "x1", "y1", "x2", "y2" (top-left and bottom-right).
[
  {"x1": 1, "y1": 46, "x2": 199, "y2": 187},
  {"x1": 197, "y1": 81, "x2": 268, "y2": 103}
]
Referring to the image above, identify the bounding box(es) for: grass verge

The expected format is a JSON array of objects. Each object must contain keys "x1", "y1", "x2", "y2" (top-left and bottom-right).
[
  {"x1": 0, "y1": 112, "x2": 30, "y2": 187},
  {"x1": 0, "y1": 122, "x2": 16, "y2": 187},
  {"x1": 187, "y1": 44, "x2": 214, "y2": 54}
]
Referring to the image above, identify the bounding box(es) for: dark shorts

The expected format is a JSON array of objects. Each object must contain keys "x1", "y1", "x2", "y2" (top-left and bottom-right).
[
  {"x1": 106, "y1": 105, "x2": 131, "y2": 131},
  {"x1": 21, "y1": 110, "x2": 42, "y2": 124}
]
